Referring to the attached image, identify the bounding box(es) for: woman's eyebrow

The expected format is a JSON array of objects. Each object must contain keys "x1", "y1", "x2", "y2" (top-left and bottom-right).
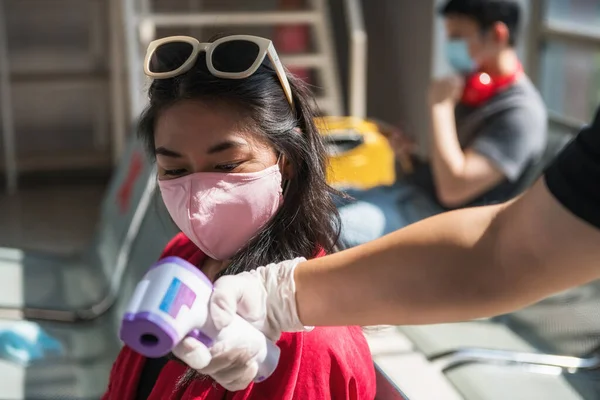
[
  {"x1": 155, "y1": 146, "x2": 182, "y2": 158},
  {"x1": 207, "y1": 140, "x2": 248, "y2": 154}
]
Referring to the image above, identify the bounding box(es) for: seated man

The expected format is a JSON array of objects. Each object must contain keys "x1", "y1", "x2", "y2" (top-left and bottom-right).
[{"x1": 339, "y1": 0, "x2": 547, "y2": 248}]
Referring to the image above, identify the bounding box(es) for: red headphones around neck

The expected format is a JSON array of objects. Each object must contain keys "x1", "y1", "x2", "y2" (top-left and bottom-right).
[{"x1": 461, "y1": 63, "x2": 523, "y2": 106}]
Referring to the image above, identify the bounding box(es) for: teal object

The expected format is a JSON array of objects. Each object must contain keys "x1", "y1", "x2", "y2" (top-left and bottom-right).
[{"x1": 0, "y1": 321, "x2": 63, "y2": 365}]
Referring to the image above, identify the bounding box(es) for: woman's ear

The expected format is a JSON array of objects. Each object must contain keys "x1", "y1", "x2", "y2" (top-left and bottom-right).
[
  {"x1": 280, "y1": 154, "x2": 294, "y2": 181},
  {"x1": 280, "y1": 128, "x2": 302, "y2": 180}
]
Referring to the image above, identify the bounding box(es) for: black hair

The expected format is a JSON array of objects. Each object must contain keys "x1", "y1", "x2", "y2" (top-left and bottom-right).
[
  {"x1": 439, "y1": 0, "x2": 521, "y2": 46},
  {"x1": 137, "y1": 35, "x2": 343, "y2": 387}
]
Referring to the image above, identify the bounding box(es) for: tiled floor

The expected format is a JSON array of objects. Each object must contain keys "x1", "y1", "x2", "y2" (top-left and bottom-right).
[{"x1": 0, "y1": 182, "x2": 106, "y2": 254}]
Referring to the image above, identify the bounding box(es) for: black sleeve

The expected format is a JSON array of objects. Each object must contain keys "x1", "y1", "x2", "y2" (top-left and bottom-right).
[
  {"x1": 134, "y1": 357, "x2": 169, "y2": 400},
  {"x1": 544, "y1": 107, "x2": 600, "y2": 229}
]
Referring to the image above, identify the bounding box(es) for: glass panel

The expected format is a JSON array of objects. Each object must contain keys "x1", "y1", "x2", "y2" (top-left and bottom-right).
[
  {"x1": 544, "y1": 0, "x2": 600, "y2": 29},
  {"x1": 539, "y1": 40, "x2": 600, "y2": 123}
]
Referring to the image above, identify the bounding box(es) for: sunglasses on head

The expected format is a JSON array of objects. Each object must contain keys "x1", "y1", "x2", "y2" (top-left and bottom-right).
[{"x1": 144, "y1": 35, "x2": 294, "y2": 107}]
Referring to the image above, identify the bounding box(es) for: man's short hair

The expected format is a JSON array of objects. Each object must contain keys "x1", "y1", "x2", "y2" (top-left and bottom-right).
[{"x1": 439, "y1": 0, "x2": 521, "y2": 46}]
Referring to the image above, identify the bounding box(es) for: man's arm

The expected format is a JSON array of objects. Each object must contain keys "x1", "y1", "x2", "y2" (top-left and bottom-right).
[
  {"x1": 429, "y1": 100, "x2": 506, "y2": 207},
  {"x1": 295, "y1": 178, "x2": 600, "y2": 327},
  {"x1": 209, "y1": 106, "x2": 600, "y2": 333}
]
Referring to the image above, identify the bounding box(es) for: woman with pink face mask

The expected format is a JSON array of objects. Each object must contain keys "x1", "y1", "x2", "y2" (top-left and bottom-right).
[{"x1": 102, "y1": 35, "x2": 376, "y2": 400}]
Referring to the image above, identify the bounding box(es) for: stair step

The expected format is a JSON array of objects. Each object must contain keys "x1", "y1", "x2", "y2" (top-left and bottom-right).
[{"x1": 138, "y1": 11, "x2": 320, "y2": 27}]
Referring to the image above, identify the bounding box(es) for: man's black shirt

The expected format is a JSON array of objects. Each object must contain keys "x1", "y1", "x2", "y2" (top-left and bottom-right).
[{"x1": 545, "y1": 107, "x2": 600, "y2": 229}]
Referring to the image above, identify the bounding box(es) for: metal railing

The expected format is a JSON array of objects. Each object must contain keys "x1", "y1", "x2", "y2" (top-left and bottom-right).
[
  {"x1": 344, "y1": 0, "x2": 367, "y2": 119},
  {"x1": 431, "y1": 347, "x2": 600, "y2": 374}
]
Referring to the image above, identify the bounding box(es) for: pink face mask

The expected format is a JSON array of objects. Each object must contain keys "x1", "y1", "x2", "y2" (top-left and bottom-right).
[{"x1": 158, "y1": 165, "x2": 284, "y2": 260}]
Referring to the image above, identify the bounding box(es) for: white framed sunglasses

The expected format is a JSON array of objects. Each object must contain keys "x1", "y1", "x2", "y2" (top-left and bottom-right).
[{"x1": 144, "y1": 35, "x2": 294, "y2": 107}]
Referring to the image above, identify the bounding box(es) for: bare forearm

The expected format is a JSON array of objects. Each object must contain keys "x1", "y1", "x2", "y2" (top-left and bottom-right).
[
  {"x1": 429, "y1": 102, "x2": 465, "y2": 188},
  {"x1": 294, "y1": 180, "x2": 600, "y2": 327},
  {"x1": 295, "y1": 204, "x2": 513, "y2": 326}
]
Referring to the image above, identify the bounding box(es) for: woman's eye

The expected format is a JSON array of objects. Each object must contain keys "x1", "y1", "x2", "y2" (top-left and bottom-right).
[
  {"x1": 215, "y1": 163, "x2": 241, "y2": 172},
  {"x1": 163, "y1": 168, "x2": 187, "y2": 176}
]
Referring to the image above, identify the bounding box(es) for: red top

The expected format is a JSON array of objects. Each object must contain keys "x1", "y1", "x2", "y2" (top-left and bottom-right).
[{"x1": 103, "y1": 233, "x2": 376, "y2": 399}]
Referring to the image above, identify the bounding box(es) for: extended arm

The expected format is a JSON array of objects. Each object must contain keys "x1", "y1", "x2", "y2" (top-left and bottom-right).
[
  {"x1": 210, "y1": 105, "x2": 600, "y2": 334},
  {"x1": 295, "y1": 178, "x2": 600, "y2": 327}
]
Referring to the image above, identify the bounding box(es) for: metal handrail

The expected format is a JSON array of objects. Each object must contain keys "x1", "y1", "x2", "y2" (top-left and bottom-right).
[
  {"x1": 430, "y1": 347, "x2": 600, "y2": 374},
  {"x1": 343, "y1": 0, "x2": 367, "y2": 119}
]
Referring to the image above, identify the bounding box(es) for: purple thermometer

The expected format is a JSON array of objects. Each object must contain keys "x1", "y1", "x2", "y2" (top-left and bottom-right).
[{"x1": 120, "y1": 257, "x2": 280, "y2": 382}]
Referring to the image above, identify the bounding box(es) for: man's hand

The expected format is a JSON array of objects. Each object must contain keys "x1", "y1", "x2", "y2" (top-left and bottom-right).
[
  {"x1": 210, "y1": 258, "x2": 310, "y2": 339},
  {"x1": 370, "y1": 119, "x2": 416, "y2": 173},
  {"x1": 429, "y1": 76, "x2": 464, "y2": 106},
  {"x1": 387, "y1": 129, "x2": 416, "y2": 159},
  {"x1": 371, "y1": 119, "x2": 415, "y2": 157},
  {"x1": 172, "y1": 334, "x2": 262, "y2": 391}
]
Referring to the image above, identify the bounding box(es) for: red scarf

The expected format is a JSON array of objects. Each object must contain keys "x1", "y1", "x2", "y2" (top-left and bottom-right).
[
  {"x1": 102, "y1": 233, "x2": 376, "y2": 399},
  {"x1": 461, "y1": 63, "x2": 524, "y2": 106}
]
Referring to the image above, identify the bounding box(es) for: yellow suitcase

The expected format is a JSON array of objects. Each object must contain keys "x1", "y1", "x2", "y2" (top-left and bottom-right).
[{"x1": 316, "y1": 116, "x2": 397, "y2": 190}]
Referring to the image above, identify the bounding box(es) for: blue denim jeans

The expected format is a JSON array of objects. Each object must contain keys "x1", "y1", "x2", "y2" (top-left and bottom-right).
[{"x1": 337, "y1": 183, "x2": 444, "y2": 248}]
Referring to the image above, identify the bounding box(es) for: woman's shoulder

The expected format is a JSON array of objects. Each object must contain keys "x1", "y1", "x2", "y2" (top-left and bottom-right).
[
  {"x1": 281, "y1": 326, "x2": 371, "y2": 359},
  {"x1": 271, "y1": 327, "x2": 376, "y2": 398},
  {"x1": 277, "y1": 327, "x2": 374, "y2": 374}
]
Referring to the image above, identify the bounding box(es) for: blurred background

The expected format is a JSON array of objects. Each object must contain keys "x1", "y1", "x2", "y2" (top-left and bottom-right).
[
  {"x1": 0, "y1": 0, "x2": 596, "y2": 250},
  {"x1": 0, "y1": 0, "x2": 599, "y2": 399},
  {"x1": 1, "y1": 0, "x2": 595, "y2": 251}
]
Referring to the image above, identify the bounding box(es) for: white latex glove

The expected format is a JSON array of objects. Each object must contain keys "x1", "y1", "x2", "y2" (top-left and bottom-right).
[
  {"x1": 171, "y1": 257, "x2": 310, "y2": 391},
  {"x1": 172, "y1": 335, "x2": 260, "y2": 391},
  {"x1": 210, "y1": 257, "x2": 312, "y2": 341}
]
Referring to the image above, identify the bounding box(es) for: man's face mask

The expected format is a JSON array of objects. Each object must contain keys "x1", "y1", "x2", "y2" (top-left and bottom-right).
[{"x1": 445, "y1": 39, "x2": 476, "y2": 73}]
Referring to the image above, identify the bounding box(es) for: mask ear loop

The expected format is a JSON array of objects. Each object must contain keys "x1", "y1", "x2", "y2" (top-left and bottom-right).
[{"x1": 277, "y1": 152, "x2": 291, "y2": 197}]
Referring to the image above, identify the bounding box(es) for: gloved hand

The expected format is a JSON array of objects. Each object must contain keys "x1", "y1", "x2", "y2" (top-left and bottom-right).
[
  {"x1": 210, "y1": 257, "x2": 311, "y2": 340},
  {"x1": 172, "y1": 333, "x2": 260, "y2": 391},
  {"x1": 172, "y1": 257, "x2": 310, "y2": 391}
]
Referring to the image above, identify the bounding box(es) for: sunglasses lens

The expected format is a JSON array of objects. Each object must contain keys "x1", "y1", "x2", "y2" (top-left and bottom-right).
[
  {"x1": 212, "y1": 40, "x2": 260, "y2": 73},
  {"x1": 149, "y1": 41, "x2": 195, "y2": 74}
]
